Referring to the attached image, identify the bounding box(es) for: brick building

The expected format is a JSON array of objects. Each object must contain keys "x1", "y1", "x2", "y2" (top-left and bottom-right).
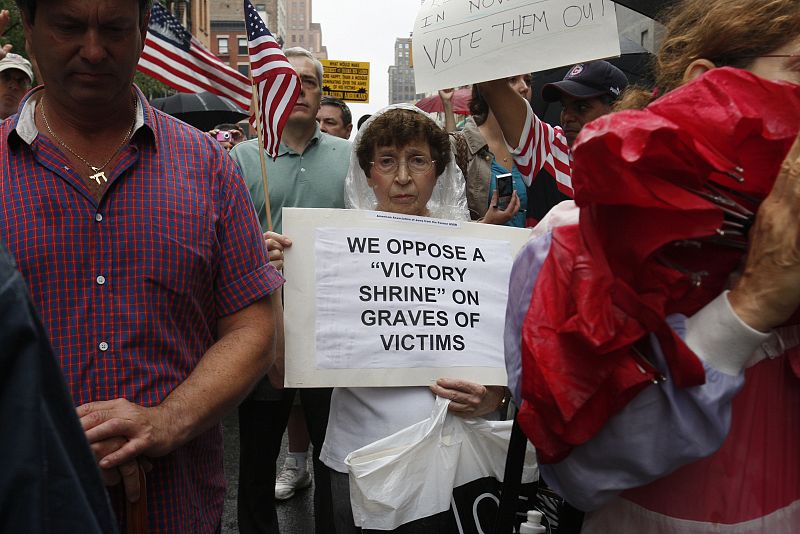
[
  {"x1": 163, "y1": 0, "x2": 212, "y2": 48},
  {"x1": 209, "y1": 1, "x2": 287, "y2": 77},
  {"x1": 285, "y1": 0, "x2": 328, "y2": 59}
]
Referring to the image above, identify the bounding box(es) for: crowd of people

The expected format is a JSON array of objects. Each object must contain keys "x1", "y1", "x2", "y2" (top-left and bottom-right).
[{"x1": 1, "y1": 0, "x2": 799, "y2": 533}]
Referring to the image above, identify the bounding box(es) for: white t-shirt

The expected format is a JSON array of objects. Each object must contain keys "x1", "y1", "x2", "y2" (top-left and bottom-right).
[{"x1": 320, "y1": 386, "x2": 436, "y2": 473}]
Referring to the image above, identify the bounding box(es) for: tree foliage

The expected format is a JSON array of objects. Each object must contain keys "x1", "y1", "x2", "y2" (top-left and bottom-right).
[
  {"x1": 134, "y1": 72, "x2": 176, "y2": 100},
  {"x1": 0, "y1": 1, "x2": 28, "y2": 60}
]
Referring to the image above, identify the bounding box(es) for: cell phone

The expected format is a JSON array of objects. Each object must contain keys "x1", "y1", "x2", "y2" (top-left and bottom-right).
[
  {"x1": 496, "y1": 173, "x2": 513, "y2": 210},
  {"x1": 216, "y1": 131, "x2": 233, "y2": 142}
]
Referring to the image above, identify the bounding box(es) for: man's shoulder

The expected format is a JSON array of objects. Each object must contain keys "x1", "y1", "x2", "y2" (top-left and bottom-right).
[
  {"x1": 319, "y1": 132, "x2": 352, "y2": 150},
  {"x1": 232, "y1": 137, "x2": 261, "y2": 153},
  {"x1": 151, "y1": 108, "x2": 216, "y2": 147},
  {"x1": 229, "y1": 138, "x2": 261, "y2": 165},
  {"x1": 0, "y1": 113, "x2": 23, "y2": 149},
  {"x1": 315, "y1": 133, "x2": 351, "y2": 169},
  {"x1": 148, "y1": 108, "x2": 228, "y2": 167}
]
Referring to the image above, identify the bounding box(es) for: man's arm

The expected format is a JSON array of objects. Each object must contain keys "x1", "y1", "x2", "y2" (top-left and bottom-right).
[
  {"x1": 477, "y1": 79, "x2": 528, "y2": 149},
  {"x1": 439, "y1": 89, "x2": 458, "y2": 133},
  {"x1": 266, "y1": 284, "x2": 285, "y2": 389},
  {"x1": 478, "y1": 78, "x2": 573, "y2": 194},
  {"x1": 78, "y1": 295, "x2": 276, "y2": 469}
]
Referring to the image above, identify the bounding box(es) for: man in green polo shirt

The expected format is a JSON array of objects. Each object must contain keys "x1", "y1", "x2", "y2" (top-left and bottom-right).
[{"x1": 230, "y1": 46, "x2": 349, "y2": 534}]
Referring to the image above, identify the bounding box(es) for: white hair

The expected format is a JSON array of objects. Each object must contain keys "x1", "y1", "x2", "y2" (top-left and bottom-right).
[{"x1": 284, "y1": 47, "x2": 324, "y2": 85}]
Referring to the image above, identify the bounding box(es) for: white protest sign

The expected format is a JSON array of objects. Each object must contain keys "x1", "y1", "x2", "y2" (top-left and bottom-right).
[
  {"x1": 283, "y1": 208, "x2": 531, "y2": 387},
  {"x1": 412, "y1": 0, "x2": 621, "y2": 93}
]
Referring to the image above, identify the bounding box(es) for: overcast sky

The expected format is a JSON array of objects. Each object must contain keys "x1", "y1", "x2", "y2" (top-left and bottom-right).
[{"x1": 314, "y1": 0, "x2": 423, "y2": 134}]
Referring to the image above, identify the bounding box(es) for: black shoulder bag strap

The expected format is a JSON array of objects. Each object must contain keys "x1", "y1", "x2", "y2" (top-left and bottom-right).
[{"x1": 492, "y1": 416, "x2": 530, "y2": 534}]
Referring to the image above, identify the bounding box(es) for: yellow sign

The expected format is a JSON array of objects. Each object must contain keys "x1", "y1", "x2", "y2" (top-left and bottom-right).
[{"x1": 320, "y1": 60, "x2": 370, "y2": 103}]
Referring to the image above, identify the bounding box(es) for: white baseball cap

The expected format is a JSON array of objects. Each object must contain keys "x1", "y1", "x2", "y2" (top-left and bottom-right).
[{"x1": 0, "y1": 53, "x2": 34, "y2": 83}]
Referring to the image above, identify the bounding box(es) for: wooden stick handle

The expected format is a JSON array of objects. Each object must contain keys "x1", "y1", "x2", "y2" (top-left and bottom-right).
[
  {"x1": 251, "y1": 88, "x2": 274, "y2": 232},
  {"x1": 126, "y1": 465, "x2": 148, "y2": 534}
]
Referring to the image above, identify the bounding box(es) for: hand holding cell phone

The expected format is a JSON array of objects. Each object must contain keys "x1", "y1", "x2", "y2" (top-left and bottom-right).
[{"x1": 496, "y1": 173, "x2": 513, "y2": 210}]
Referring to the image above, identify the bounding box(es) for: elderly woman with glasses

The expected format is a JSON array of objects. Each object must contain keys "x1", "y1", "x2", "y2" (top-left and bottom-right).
[
  {"x1": 325, "y1": 105, "x2": 509, "y2": 534},
  {"x1": 265, "y1": 104, "x2": 509, "y2": 534}
]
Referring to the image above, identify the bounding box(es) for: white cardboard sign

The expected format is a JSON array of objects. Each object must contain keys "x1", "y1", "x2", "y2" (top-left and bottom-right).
[
  {"x1": 412, "y1": 0, "x2": 621, "y2": 93},
  {"x1": 282, "y1": 208, "x2": 531, "y2": 387}
]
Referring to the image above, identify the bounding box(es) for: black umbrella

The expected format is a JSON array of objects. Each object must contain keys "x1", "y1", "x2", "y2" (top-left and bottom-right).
[
  {"x1": 531, "y1": 38, "x2": 654, "y2": 127},
  {"x1": 615, "y1": 0, "x2": 674, "y2": 21},
  {"x1": 616, "y1": 0, "x2": 677, "y2": 22},
  {"x1": 150, "y1": 91, "x2": 249, "y2": 131}
]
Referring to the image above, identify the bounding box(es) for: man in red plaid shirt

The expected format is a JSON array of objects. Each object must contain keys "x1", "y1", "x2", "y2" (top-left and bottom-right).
[{"x1": 0, "y1": 0, "x2": 283, "y2": 531}]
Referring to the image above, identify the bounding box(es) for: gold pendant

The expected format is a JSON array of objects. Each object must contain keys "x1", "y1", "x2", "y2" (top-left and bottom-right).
[{"x1": 90, "y1": 167, "x2": 108, "y2": 185}]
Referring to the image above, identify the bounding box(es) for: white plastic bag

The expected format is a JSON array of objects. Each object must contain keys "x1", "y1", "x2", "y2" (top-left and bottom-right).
[{"x1": 345, "y1": 397, "x2": 539, "y2": 531}]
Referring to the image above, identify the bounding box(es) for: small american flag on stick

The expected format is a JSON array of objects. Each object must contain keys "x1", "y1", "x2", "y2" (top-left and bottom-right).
[{"x1": 245, "y1": 0, "x2": 300, "y2": 158}]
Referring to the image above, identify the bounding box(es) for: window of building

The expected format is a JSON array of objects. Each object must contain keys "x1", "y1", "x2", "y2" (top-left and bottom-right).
[
  {"x1": 238, "y1": 37, "x2": 248, "y2": 55},
  {"x1": 256, "y1": 3, "x2": 267, "y2": 22},
  {"x1": 217, "y1": 37, "x2": 229, "y2": 55},
  {"x1": 238, "y1": 64, "x2": 250, "y2": 76}
]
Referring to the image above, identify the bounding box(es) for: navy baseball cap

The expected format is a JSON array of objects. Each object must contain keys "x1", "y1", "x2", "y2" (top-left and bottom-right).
[{"x1": 542, "y1": 60, "x2": 628, "y2": 102}]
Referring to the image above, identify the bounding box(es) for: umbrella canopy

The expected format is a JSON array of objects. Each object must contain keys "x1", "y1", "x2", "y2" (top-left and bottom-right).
[
  {"x1": 150, "y1": 91, "x2": 249, "y2": 131},
  {"x1": 531, "y1": 38, "x2": 654, "y2": 127},
  {"x1": 615, "y1": 0, "x2": 674, "y2": 21},
  {"x1": 415, "y1": 88, "x2": 472, "y2": 115}
]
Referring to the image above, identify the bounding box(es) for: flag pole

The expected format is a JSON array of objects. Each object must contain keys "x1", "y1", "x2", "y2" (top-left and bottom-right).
[{"x1": 251, "y1": 82, "x2": 274, "y2": 232}]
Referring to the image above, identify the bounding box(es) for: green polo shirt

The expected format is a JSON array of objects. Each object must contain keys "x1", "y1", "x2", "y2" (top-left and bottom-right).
[{"x1": 230, "y1": 125, "x2": 351, "y2": 233}]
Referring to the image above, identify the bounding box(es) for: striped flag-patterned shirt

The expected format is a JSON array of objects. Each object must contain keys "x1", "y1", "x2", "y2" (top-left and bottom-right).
[
  {"x1": 139, "y1": 3, "x2": 252, "y2": 112},
  {"x1": 245, "y1": 0, "x2": 301, "y2": 158},
  {"x1": 512, "y1": 102, "x2": 575, "y2": 197}
]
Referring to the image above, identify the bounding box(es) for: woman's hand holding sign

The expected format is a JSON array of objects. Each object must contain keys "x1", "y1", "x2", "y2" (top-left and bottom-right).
[
  {"x1": 431, "y1": 378, "x2": 507, "y2": 418},
  {"x1": 264, "y1": 231, "x2": 292, "y2": 271}
]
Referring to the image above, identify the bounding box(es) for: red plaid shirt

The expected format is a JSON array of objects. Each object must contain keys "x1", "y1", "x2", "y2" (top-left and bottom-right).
[{"x1": 0, "y1": 87, "x2": 284, "y2": 533}]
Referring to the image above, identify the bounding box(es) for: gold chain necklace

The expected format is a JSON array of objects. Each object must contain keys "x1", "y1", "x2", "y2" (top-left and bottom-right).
[{"x1": 40, "y1": 96, "x2": 138, "y2": 186}]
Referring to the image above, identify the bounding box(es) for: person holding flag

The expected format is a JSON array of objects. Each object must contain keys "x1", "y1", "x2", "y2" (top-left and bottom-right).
[{"x1": 230, "y1": 1, "x2": 349, "y2": 532}]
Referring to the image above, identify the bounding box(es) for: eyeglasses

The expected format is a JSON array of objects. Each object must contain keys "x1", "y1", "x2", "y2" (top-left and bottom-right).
[{"x1": 370, "y1": 155, "x2": 435, "y2": 175}]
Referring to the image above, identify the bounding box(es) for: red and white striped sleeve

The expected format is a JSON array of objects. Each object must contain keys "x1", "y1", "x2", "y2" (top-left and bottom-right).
[{"x1": 508, "y1": 101, "x2": 574, "y2": 197}]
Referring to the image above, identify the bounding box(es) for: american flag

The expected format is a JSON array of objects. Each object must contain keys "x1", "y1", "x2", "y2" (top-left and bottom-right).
[
  {"x1": 245, "y1": 0, "x2": 300, "y2": 158},
  {"x1": 139, "y1": 3, "x2": 252, "y2": 112}
]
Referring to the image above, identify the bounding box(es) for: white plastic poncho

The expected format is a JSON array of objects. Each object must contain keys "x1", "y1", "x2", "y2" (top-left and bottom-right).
[{"x1": 344, "y1": 103, "x2": 470, "y2": 222}]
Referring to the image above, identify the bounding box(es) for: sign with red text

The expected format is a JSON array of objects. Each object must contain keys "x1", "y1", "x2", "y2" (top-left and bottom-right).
[
  {"x1": 282, "y1": 208, "x2": 531, "y2": 387},
  {"x1": 412, "y1": 0, "x2": 621, "y2": 93}
]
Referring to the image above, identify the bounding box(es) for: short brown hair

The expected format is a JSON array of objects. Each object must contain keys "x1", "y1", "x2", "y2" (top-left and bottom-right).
[
  {"x1": 356, "y1": 109, "x2": 451, "y2": 177},
  {"x1": 616, "y1": 0, "x2": 800, "y2": 110}
]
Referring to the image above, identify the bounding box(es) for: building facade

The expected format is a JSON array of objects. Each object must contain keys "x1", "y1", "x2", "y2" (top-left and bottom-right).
[
  {"x1": 388, "y1": 37, "x2": 421, "y2": 104},
  {"x1": 209, "y1": 1, "x2": 287, "y2": 77},
  {"x1": 285, "y1": 0, "x2": 328, "y2": 59},
  {"x1": 164, "y1": 0, "x2": 212, "y2": 48},
  {"x1": 616, "y1": 5, "x2": 665, "y2": 53}
]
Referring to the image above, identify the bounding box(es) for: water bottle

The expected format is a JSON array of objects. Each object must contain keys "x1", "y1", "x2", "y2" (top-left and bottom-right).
[{"x1": 518, "y1": 510, "x2": 546, "y2": 534}]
